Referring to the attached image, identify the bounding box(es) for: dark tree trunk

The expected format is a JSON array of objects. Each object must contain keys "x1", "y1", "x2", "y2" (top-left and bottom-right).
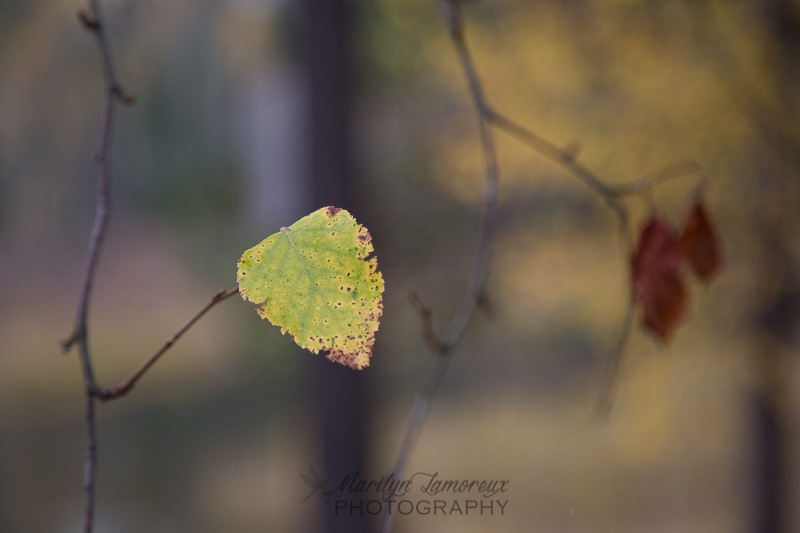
[
  {"x1": 749, "y1": 3, "x2": 800, "y2": 532},
  {"x1": 302, "y1": 1, "x2": 370, "y2": 532}
]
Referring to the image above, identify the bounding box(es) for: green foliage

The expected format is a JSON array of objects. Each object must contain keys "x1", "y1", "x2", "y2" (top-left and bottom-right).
[{"x1": 237, "y1": 207, "x2": 384, "y2": 369}]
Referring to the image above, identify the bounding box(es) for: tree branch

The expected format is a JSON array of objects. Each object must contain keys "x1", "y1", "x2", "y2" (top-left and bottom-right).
[
  {"x1": 65, "y1": 3, "x2": 229, "y2": 532},
  {"x1": 608, "y1": 159, "x2": 705, "y2": 197},
  {"x1": 440, "y1": 12, "x2": 500, "y2": 350},
  {"x1": 64, "y1": 4, "x2": 133, "y2": 531},
  {"x1": 76, "y1": 1, "x2": 135, "y2": 106},
  {"x1": 377, "y1": 2, "x2": 499, "y2": 531},
  {"x1": 592, "y1": 273, "x2": 636, "y2": 421},
  {"x1": 94, "y1": 287, "x2": 240, "y2": 400},
  {"x1": 380, "y1": 3, "x2": 711, "y2": 528},
  {"x1": 486, "y1": 110, "x2": 628, "y2": 225},
  {"x1": 407, "y1": 291, "x2": 445, "y2": 354}
]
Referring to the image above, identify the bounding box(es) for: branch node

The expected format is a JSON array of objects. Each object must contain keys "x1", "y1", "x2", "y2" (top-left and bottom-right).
[
  {"x1": 87, "y1": 383, "x2": 107, "y2": 398},
  {"x1": 61, "y1": 332, "x2": 81, "y2": 353},
  {"x1": 476, "y1": 291, "x2": 496, "y2": 320},
  {"x1": 440, "y1": 0, "x2": 464, "y2": 40},
  {"x1": 213, "y1": 287, "x2": 232, "y2": 301},
  {"x1": 92, "y1": 383, "x2": 128, "y2": 402},
  {"x1": 77, "y1": 9, "x2": 100, "y2": 32},
  {"x1": 408, "y1": 291, "x2": 446, "y2": 354},
  {"x1": 563, "y1": 142, "x2": 581, "y2": 162},
  {"x1": 111, "y1": 84, "x2": 136, "y2": 106},
  {"x1": 475, "y1": 100, "x2": 492, "y2": 119}
]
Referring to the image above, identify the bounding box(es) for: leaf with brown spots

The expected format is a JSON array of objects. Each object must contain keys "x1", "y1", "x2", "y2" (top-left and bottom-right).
[
  {"x1": 632, "y1": 218, "x2": 687, "y2": 342},
  {"x1": 237, "y1": 207, "x2": 384, "y2": 369},
  {"x1": 680, "y1": 201, "x2": 722, "y2": 282}
]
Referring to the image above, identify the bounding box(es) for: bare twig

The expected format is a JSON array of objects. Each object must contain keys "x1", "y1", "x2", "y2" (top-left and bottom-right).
[
  {"x1": 487, "y1": 110, "x2": 628, "y2": 225},
  {"x1": 488, "y1": 111, "x2": 616, "y2": 196},
  {"x1": 440, "y1": 8, "x2": 499, "y2": 351},
  {"x1": 66, "y1": 3, "x2": 232, "y2": 532},
  {"x1": 380, "y1": 2, "x2": 710, "y2": 528},
  {"x1": 609, "y1": 159, "x2": 705, "y2": 197},
  {"x1": 486, "y1": 106, "x2": 645, "y2": 421},
  {"x1": 487, "y1": 114, "x2": 706, "y2": 420},
  {"x1": 485, "y1": 115, "x2": 706, "y2": 421},
  {"x1": 95, "y1": 287, "x2": 240, "y2": 400},
  {"x1": 377, "y1": 2, "x2": 499, "y2": 531},
  {"x1": 481, "y1": 104, "x2": 711, "y2": 422},
  {"x1": 407, "y1": 291, "x2": 445, "y2": 354},
  {"x1": 65, "y1": 3, "x2": 133, "y2": 531},
  {"x1": 592, "y1": 274, "x2": 636, "y2": 421},
  {"x1": 77, "y1": 2, "x2": 135, "y2": 106}
]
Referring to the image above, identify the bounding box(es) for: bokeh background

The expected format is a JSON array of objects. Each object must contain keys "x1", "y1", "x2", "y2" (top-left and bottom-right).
[{"x1": 1, "y1": 1, "x2": 799, "y2": 532}]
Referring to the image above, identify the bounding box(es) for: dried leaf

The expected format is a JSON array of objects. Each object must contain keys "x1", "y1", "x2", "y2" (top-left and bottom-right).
[
  {"x1": 632, "y1": 218, "x2": 687, "y2": 342},
  {"x1": 680, "y1": 201, "x2": 722, "y2": 282}
]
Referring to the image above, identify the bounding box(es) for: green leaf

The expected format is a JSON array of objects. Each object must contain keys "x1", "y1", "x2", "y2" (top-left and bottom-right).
[{"x1": 237, "y1": 207, "x2": 384, "y2": 369}]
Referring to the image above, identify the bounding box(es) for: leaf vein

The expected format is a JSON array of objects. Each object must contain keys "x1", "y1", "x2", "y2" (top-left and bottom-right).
[{"x1": 280, "y1": 227, "x2": 320, "y2": 293}]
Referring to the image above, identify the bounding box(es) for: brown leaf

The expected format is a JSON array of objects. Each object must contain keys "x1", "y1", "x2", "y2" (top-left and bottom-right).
[
  {"x1": 680, "y1": 201, "x2": 722, "y2": 282},
  {"x1": 632, "y1": 218, "x2": 688, "y2": 342}
]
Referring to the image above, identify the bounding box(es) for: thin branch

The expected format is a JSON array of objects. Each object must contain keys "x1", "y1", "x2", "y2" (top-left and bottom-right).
[
  {"x1": 489, "y1": 111, "x2": 643, "y2": 416},
  {"x1": 380, "y1": 2, "x2": 716, "y2": 530},
  {"x1": 64, "y1": 3, "x2": 134, "y2": 532},
  {"x1": 440, "y1": 11, "x2": 499, "y2": 350},
  {"x1": 407, "y1": 291, "x2": 445, "y2": 353},
  {"x1": 376, "y1": 354, "x2": 453, "y2": 533},
  {"x1": 79, "y1": 363, "x2": 98, "y2": 533},
  {"x1": 95, "y1": 287, "x2": 240, "y2": 400},
  {"x1": 67, "y1": 0, "x2": 237, "y2": 522},
  {"x1": 382, "y1": 3, "x2": 693, "y2": 528},
  {"x1": 487, "y1": 110, "x2": 628, "y2": 226},
  {"x1": 486, "y1": 115, "x2": 707, "y2": 420},
  {"x1": 488, "y1": 110, "x2": 616, "y2": 197},
  {"x1": 609, "y1": 159, "x2": 705, "y2": 197},
  {"x1": 592, "y1": 270, "x2": 636, "y2": 421},
  {"x1": 377, "y1": 2, "x2": 499, "y2": 532},
  {"x1": 77, "y1": 1, "x2": 135, "y2": 106},
  {"x1": 486, "y1": 112, "x2": 709, "y2": 419},
  {"x1": 487, "y1": 112, "x2": 707, "y2": 417},
  {"x1": 489, "y1": 110, "x2": 706, "y2": 210}
]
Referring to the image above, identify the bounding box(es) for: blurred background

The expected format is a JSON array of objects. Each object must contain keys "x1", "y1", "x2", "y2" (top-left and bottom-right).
[{"x1": 1, "y1": 0, "x2": 799, "y2": 532}]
